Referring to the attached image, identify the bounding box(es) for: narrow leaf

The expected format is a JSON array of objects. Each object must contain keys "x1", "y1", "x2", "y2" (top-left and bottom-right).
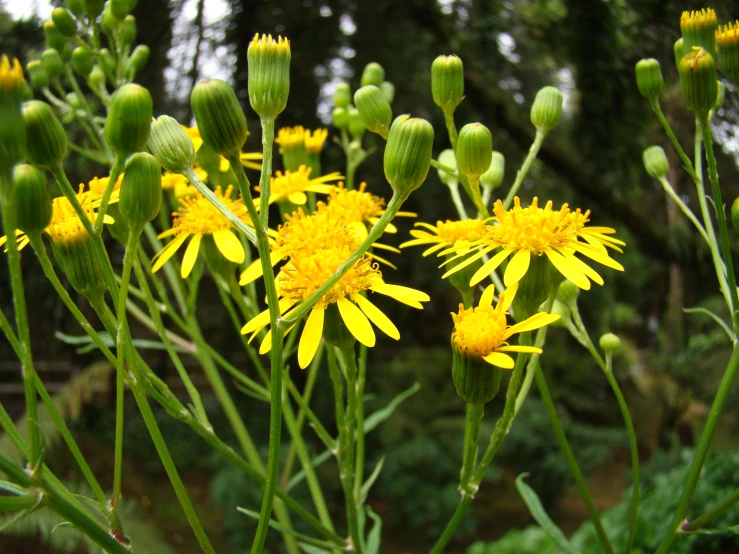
[
  {"x1": 683, "y1": 307, "x2": 734, "y2": 341},
  {"x1": 360, "y1": 456, "x2": 386, "y2": 505},
  {"x1": 237, "y1": 507, "x2": 341, "y2": 550},
  {"x1": 365, "y1": 506, "x2": 382, "y2": 554}
]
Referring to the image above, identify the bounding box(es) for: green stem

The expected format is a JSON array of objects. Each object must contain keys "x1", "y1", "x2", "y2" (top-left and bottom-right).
[
  {"x1": 503, "y1": 129, "x2": 545, "y2": 209},
  {"x1": 535, "y1": 365, "x2": 614, "y2": 554},
  {"x1": 143, "y1": 223, "x2": 187, "y2": 315},
  {"x1": 468, "y1": 176, "x2": 488, "y2": 217},
  {"x1": 429, "y1": 159, "x2": 458, "y2": 175},
  {"x1": 686, "y1": 485, "x2": 739, "y2": 532},
  {"x1": 443, "y1": 110, "x2": 458, "y2": 151},
  {"x1": 353, "y1": 343, "x2": 368, "y2": 506},
  {"x1": 650, "y1": 100, "x2": 700, "y2": 183},
  {"x1": 283, "y1": 366, "x2": 336, "y2": 451},
  {"x1": 94, "y1": 156, "x2": 124, "y2": 234},
  {"x1": 657, "y1": 177, "x2": 710, "y2": 244},
  {"x1": 459, "y1": 403, "x2": 485, "y2": 487}
]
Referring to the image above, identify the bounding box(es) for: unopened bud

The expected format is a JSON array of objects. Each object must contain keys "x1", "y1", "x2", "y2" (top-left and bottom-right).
[
  {"x1": 89, "y1": 66, "x2": 106, "y2": 90},
  {"x1": 247, "y1": 33, "x2": 291, "y2": 119},
  {"x1": 66, "y1": 92, "x2": 82, "y2": 109},
  {"x1": 451, "y1": 345, "x2": 502, "y2": 405},
  {"x1": 347, "y1": 106, "x2": 365, "y2": 139},
  {"x1": 716, "y1": 21, "x2": 739, "y2": 83},
  {"x1": 436, "y1": 148, "x2": 458, "y2": 186},
  {"x1": 72, "y1": 47, "x2": 93, "y2": 76},
  {"x1": 22, "y1": 100, "x2": 67, "y2": 168},
  {"x1": 119, "y1": 152, "x2": 162, "y2": 231},
  {"x1": 557, "y1": 279, "x2": 580, "y2": 307},
  {"x1": 83, "y1": 0, "x2": 104, "y2": 18},
  {"x1": 0, "y1": 56, "x2": 26, "y2": 174},
  {"x1": 456, "y1": 123, "x2": 492, "y2": 180},
  {"x1": 148, "y1": 115, "x2": 196, "y2": 173},
  {"x1": 354, "y1": 85, "x2": 392, "y2": 138},
  {"x1": 480, "y1": 151, "x2": 505, "y2": 190},
  {"x1": 384, "y1": 115, "x2": 434, "y2": 199},
  {"x1": 101, "y1": 6, "x2": 120, "y2": 36},
  {"x1": 66, "y1": 0, "x2": 84, "y2": 17},
  {"x1": 126, "y1": 45, "x2": 150, "y2": 75},
  {"x1": 360, "y1": 62, "x2": 384, "y2": 87},
  {"x1": 43, "y1": 21, "x2": 66, "y2": 52},
  {"x1": 104, "y1": 83, "x2": 153, "y2": 157},
  {"x1": 599, "y1": 333, "x2": 621, "y2": 353},
  {"x1": 99, "y1": 48, "x2": 115, "y2": 76},
  {"x1": 52, "y1": 7, "x2": 77, "y2": 37},
  {"x1": 122, "y1": 15, "x2": 136, "y2": 45},
  {"x1": 41, "y1": 49, "x2": 64, "y2": 79},
  {"x1": 191, "y1": 79, "x2": 248, "y2": 157},
  {"x1": 14, "y1": 164, "x2": 52, "y2": 235},
  {"x1": 431, "y1": 54, "x2": 464, "y2": 113},
  {"x1": 643, "y1": 146, "x2": 669, "y2": 179},
  {"x1": 27, "y1": 60, "x2": 49, "y2": 89},
  {"x1": 380, "y1": 81, "x2": 395, "y2": 104},
  {"x1": 333, "y1": 82, "x2": 351, "y2": 108},
  {"x1": 530, "y1": 86, "x2": 563, "y2": 133},
  {"x1": 110, "y1": 0, "x2": 130, "y2": 20},
  {"x1": 681, "y1": 8, "x2": 717, "y2": 57},
  {"x1": 635, "y1": 58, "x2": 663, "y2": 100},
  {"x1": 332, "y1": 106, "x2": 348, "y2": 129},
  {"x1": 674, "y1": 38, "x2": 684, "y2": 70},
  {"x1": 679, "y1": 47, "x2": 718, "y2": 117}
]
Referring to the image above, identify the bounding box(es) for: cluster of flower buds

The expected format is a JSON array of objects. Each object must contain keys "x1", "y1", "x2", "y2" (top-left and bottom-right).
[{"x1": 332, "y1": 62, "x2": 395, "y2": 139}]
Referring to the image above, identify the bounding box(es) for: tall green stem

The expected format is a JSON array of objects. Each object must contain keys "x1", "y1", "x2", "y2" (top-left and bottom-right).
[
  {"x1": 443, "y1": 111, "x2": 458, "y2": 151},
  {"x1": 93, "y1": 156, "x2": 124, "y2": 234},
  {"x1": 503, "y1": 129, "x2": 545, "y2": 209},
  {"x1": 353, "y1": 343, "x2": 369, "y2": 505},
  {"x1": 459, "y1": 403, "x2": 484, "y2": 487}
]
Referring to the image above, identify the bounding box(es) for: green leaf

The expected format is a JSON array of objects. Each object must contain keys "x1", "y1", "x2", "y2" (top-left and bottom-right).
[
  {"x1": 365, "y1": 506, "x2": 382, "y2": 554},
  {"x1": 237, "y1": 507, "x2": 341, "y2": 550},
  {"x1": 683, "y1": 525, "x2": 739, "y2": 536},
  {"x1": 683, "y1": 307, "x2": 734, "y2": 341},
  {"x1": 55, "y1": 331, "x2": 185, "y2": 354},
  {"x1": 297, "y1": 544, "x2": 334, "y2": 554},
  {"x1": 515, "y1": 473, "x2": 578, "y2": 554},
  {"x1": 360, "y1": 456, "x2": 385, "y2": 505}
]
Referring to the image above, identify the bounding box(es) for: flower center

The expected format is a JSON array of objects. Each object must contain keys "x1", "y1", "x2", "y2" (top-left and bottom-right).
[
  {"x1": 276, "y1": 209, "x2": 361, "y2": 258},
  {"x1": 452, "y1": 306, "x2": 508, "y2": 357},
  {"x1": 436, "y1": 219, "x2": 485, "y2": 244},
  {"x1": 172, "y1": 185, "x2": 252, "y2": 236},
  {"x1": 268, "y1": 167, "x2": 313, "y2": 197},
  {"x1": 319, "y1": 183, "x2": 384, "y2": 224}
]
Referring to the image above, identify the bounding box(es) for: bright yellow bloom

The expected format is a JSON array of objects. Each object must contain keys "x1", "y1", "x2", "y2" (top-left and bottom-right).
[
  {"x1": 181, "y1": 124, "x2": 262, "y2": 171},
  {"x1": 452, "y1": 283, "x2": 559, "y2": 369},
  {"x1": 275, "y1": 126, "x2": 306, "y2": 151},
  {"x1": 86, "y1": 174, "x2": 124, "y2": 202},
  {"x1": 442, "y1": 197, "x2": 625, "y2": 290},
  {"x1": 400, "y1": 218, "x2": 487, "y2": 256},
  {"x1": 242, "y1": 243, "x2": 430, "y2": 368},
  {"x1": 305, "y1": 128, "x2": 328, "y2": 154},
  {"x1": 152, "y1": 185, "x2": 255, "y2": 278},
  {"x1": 161, "y1": 167, "x2": 208, "y2": 191},
  {"x1": 681, "y1": 9, "x2": 717, "y2": 33},
  {"x1": 0, "y1": 55, "x2": 24, "y2": 93},
  {"x1": 717, "y1": 21, "x2": 739, "y2": 46},
  {"x1": 259, "y1": 165, "x2": 343, "y2": 205}
]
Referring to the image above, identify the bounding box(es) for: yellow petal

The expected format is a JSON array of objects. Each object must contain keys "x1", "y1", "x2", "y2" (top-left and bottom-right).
[
  {"x1": 570, "y1": 242, "x2": 624, "y2": 271},
  {"x1": 483, "y1": 352, "x2": 515, "y2": 369},
  {"x1": 213, "y1": 229, "x2": 245, "y2": 264},
  {"x1": 370, "y1": 283, "x2": 430, "y2": 302},
  {"x1": 259, "y1": 329, "x2": 273, "y2": 354},
  {"x1": 480, "y1": 284, "x2": 496, "y2": 308},
  {"x1": 151, "y1": 234, "x2": 188, "y2": 273},
  {"x1": 544, "y1": 249, "x2": 590, "y2": 290},
  {"x1": 355, "y1": 294, "x2": 400, "y2": 340},
  {"x1": 371, "y1": 243, "x2": 401, "y2": 254},
  {"x1": 241, "y1": 298, "x2": 295, "y2": 335},
  {"x1": 298, "y1": 307, "x2": 324, "y2": 369},
  {"x1": 504, "y1": 312, "x2": 561, "y2": 338},
  {"x1": 504, "y1": 250, "x2": 531, "y2": 287},
  {"x1": 498, "y1": 345, "x2": 543, "y2": 354},
  {"x1": 337, "y1": 297, "x2": 376, "y2": 347},
  {"x1": 470, "y1": 249, "x2": 511, "y2": 286},
  {"x1": 219, "y1": 157, "x2": 231, "y2": 172},
  {"x1": 368, "y1": 252, "x2": 397, "y2": 270},
  {"x1": 391, "y1": 297, "x2": 424, "y2": 309},
  {"x1": 181, "y1": 234, "x2": 202, "y2": 278},
  {"x1": 499, "y1": 281, "x2": 519, "y2": 313},
  {"x1": 441, "y1": 246, "x2": 495, "y2": 279},
  {"x1": 384, "y1": 222, "x2": 398, "y2": 234},
  {"x1": 422, "y1": 243, "x2": 449, "y2": 257},
  {"x1": 349, "y1": 221, "x2": 369, "y2": 240},
  {"x1": 562, "y1": 250, "x2": 604, "y2": 286},
  {"x1": 239, "y1": 259, "x2": 264, "y2": 285},
  {"x1": 288, "y1": 192, "x2": 308, "y2": 205}
]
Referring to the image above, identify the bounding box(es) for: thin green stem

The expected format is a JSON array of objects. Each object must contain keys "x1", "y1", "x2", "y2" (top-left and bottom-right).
[
  {"x1": 443, "y1": 111, "x2": 458, "y2": 151},
  {"x1": 650, "y1": 100, "x2": 699, "y2": 183},
  {"x1": 459, "y1": 403, "x2": 485, "y2": 487},
  {"x1": 503, "y1": 129, "x2": 545, "y2": 209},
  {"x1": 353, "y1": 343, "x2": 368, "y2": 506},
  {"x1": 143, "y1": 223, "x2": 188, "y2": 315},
  {"x1": 429, "y1": 159, "x2": 457, "y2": 175},
  {"x1": 687, "y1": 486, "x2": 739, "y2": 532},
  {"x1": 468, "y1": 176, "x2": 488, "y2": 217},
  {"x1": 94, "y1": 156, "x2": 124, "y2": 234},
  {"x1": 657, "y1": 177, "x2": 709, "y2": 244}
]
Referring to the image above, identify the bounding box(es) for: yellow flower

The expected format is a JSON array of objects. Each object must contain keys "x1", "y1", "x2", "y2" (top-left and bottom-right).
[
  {"x1": 717, "y1": 21, "x2": 739, "y2": 46},
  {"x1": 275, "y1": 125, "x2": 306, "y2": 151},
  {"x1": 451, "y1": 282, "x2": 559, "y2": 369},
  {"x1": 242, "y1": 243, "x2": 430, "y2": 368},
  {"x1": 681, "y1": 9, "x2": 717, "y2": 33},
  {"x1": 181, "y1": 124, "x2": 263, "y2": 171},
  {"x1": 86, "y1": 174, "x2": 124, "y2": 202},
  {"x1": 152, "y1": 185, "x2": 255, "y2": 278},
  {"x1": 260, "y1": 165, "x2": 343, "y2": 205},
  {"x1": 0, "y1": 55, "x2": 24, "y2": 93},
  {"x1": 161, "y1": 167, "x2": 207, "y2": 191},
  {"x1": 305, "y1": 128, "x2": 328, "y2": 154},
  {"x1": 400, "y1": 218, "x2": 487, "y2": 256},
  {"x1": 442, "y1": 197, "x2": 625, "y2": 290}
]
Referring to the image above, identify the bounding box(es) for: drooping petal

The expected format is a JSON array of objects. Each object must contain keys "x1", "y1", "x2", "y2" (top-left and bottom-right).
[
  {"x1": 259, "y1": 329, "x2": 273, "y2": 354},
  {"x1": 503, "y1": 250, "x2": 531, "y2": 287},
  {"x1": 504, "y1": 312, "x2": 561, "y2": 338},
  {"x1": 562, "y1": 250, "x2": 604, "y2": 286},
  {"x1": 480, "y1": 284, "x2": 496, "y2": 307},
  {"x1": 422, "y1": 242, "x2": 450, "y2": 257},
  {"x1": 288, "y1": 191, "x2": 308, "y2": 205},
  {"x1": 570, "y1": 242, "x2": 624, "y2": 271},
  {"x1": 355, "y1": 294, "x2": 400, "y2": 340},
  {"x1": 213, "y1": 229, "x2": 245, "y2": 264},
  {"x1": 544, "y1": 248, "x2": 590, "y2": 290},
  {"x1": 441, "y1": 246, "x2": 496, "y2": 278},
  {"x1": 298, "y1": 307, "x2": 325, "y2": 369},
  {"x1": 151, "y1": 233, "x2": 189, "y2": 273},
  {"x1": 498, "y1": 345, "x2": 543, "y2": 354},
  {"x1": 470, "y1": 249, "x2": 511, "y2": 286},
  {"x1": 371, "y1": 243, "x2": 401, "y2": 253},
  {"x1": 239, "y1": 251, "x2": 282, "y2": 285},
  {"x1": 370, "y1": 283, "x2": 430, "y2": 303},
  {"x1": 180, "y1": 234, "x2": 202, "y2": 278},
  {"x1": 499, "y1": 281, "x2": 519, "y2": 313},
  {"x1": 337, "y1": 297, "x2": 376, "y2": 347},
  {"x1": 241, "y1": 298, "x2": 296, "y2": 335},
  {"x1": 483, "y1": 352, "x2": 515, "y2": 369}
]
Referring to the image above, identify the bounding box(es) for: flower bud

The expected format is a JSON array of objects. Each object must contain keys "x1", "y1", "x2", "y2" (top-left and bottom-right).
[
  {"x1": 679, "y1": 47, "x2": 718, "y2": 117},
  {"x1": 599, "y1": 333, "x2": 621, "y2": 353},
  {"x1": 360, "y1": 62, "x2": 385, "y2": 87},
  {"x1": 41, "y1": 49, "x2": 64, "y2": 79},
  {"x1": 43, "y1": 21, "x2": 66, "y2": 52},
  {"x1": 716, "y1": 22, "x2": 739, "y2": 83},
  {"x1": 635, "y1": 58, "x2": 663, "y2": 100},
  {"x1": 27, "y1": 60, "x2": 50, "y2": 89},
  {"x1": 66, "y1": 92, "x2": 82, "y2": 109},
  {"x1": 66, "y1": 0, "x2": 84, "y2": 17},
  {"x1": 480, "y1": 151, "x2": 505, "y2": 190},
  {"x1": 104, "y1": 83, "x2": 153, "y2": 157},
  {"x1": 99, "y1": 48, "x2": 115, "y2": 75},
  {"x1": 333, "y1": 82, "x2": 351, "y2": 108},
  {"x1": 148, "y1": 115, "x2": 196, "y2": 173},
  {"x1": 513, "y1": 254, "x2": 562, "y2": 319},
  {"x1": 643, "y1": 146, "x2": 669, "y2": 179},
  {"x1": 110, "y1": 0, "x2": 130, "y2": 20},
  {"x1": 451, "y1": 344, "x2": 502, "y2": 405},
  {"x1": 191, "y1": 79, "x2": 248, "y2": 157},
  {"x1": 13, "y1": 164, "x2": 52, "y2": 235},
  {"x1": 347, "y1": 106, "x2": 365, "y2": 139},
  {"x1": 84, "y1": 0, "x2": 104, "y2": 18},
  {"x1": 89, "y1": 65, "x2": 106, "y2": 90},
  {"x1": 122, "y1": 15, "x2": 137, "y2": 45},
  {"x1": 431, "y1": 54, "x2": 464, "y2": 113},
  {"x1": 52, "y1": 7, "x2": 77, "y2": 37},
  {"x1": 22, "y1": 100, "x2": 67, "y2": 168},
  {"x1": 52, "y1": 227, "x2": 107, "y2": 301},
  {"x1": 332, "y1": 106, "x2": 348, "y2": 129},
  {"x1": 101, "y1": 6, "x2": 120, "y2": 36},
  {"x1": 530, "y1": 86, "x2": 563, "y2": 133},
  {"x1": 731, "y1": 197, "x2": 739, "y2": 234},
  {"x1": 714, "y1": 80, "x2": 725, "y2": 111},
  {"x1": 674, "y1": 38, "x2": 684, "y2": 70},
  {"x1": 126, "y1": 45, "x2": 150, "y2": 75},
  {"x1": 72, "y1": 46, "x2": 93, "y2": 76},
  {"x1": 456, "y1": 123, "x2": 492, "y2": 180},
  {"x1": 119, "y1": 152, "x2": 162, "y2": 231},
  {"x1": 354, "y1": 85, "x2": 392, "y2": 138},
  {"x1": 247, "y1": 33, "x2": 291, "y2": 119},
  {"x1": 0, "y1": 56, "x2": 26, "y2": 175},
  {"x1": 681, "y1": 8, "x2": 717, "y2": 57},
  {"x1": 384, "y1": 115, "x2": 434, "y2": 199},
  {"x1": 436, "y1": 148, "x2": 458, "y2": 186},
  {"x1": 549, "y1": 299, "x2": 571, "y2": 328},
  {"x1": 557, "y1": 278, "x2": 580, "y2": 307},
  {"x1": 380, "y1": 81, "x2": 395, "y2": 104}
]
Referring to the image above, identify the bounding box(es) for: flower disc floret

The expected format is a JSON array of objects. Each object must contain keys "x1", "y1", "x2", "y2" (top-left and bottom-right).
[
  {"x1": 275, "y1": 125, "x2": 306, "y2": 150},
  {"x1": 305, "y1": 128, "x2": 328, "y2": 154},
  {"x1": 261, "y1": 165, "x2": 343, "y2": 205}
]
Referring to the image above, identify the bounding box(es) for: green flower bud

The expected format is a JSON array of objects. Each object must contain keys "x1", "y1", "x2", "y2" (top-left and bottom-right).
[
  {"x1": 556, "y1": 279, "x2": 580, "y2": 307},
  {"x1": 480, "y1": 151, "x2": 505, "y2": 190},
  {"x1": 732, "y1": 198, "x2": 739, "y2": 234},
  {"x1": 333, "y1": 82, "x2": 351, "y2": 108},
  {"x1": 104, "y1": 203, "x2": 128, "y2": 244},
  {"x1": 332, "y1": 106, "x2": 348, "y2": 129},
  {"x1": 347, "y1": 106, "x2": 364, "y2": 139},
  {"x1": 384, "y1": 115, "x2": 434, "y2": 200},
  {"x1": 635, "y1": 58, "x2": 663, "y2": 100},
  {"x1": 52, "y1": 8, "x2": 77, "y2": 37},
  {"x1": 530, "y1": 86, "x2": 563, "y2": 133},
  {"x1": 122, "y1": 15, "x2": 136, "y2": 45},
  {"x1": 72, "y1": 47, "x2": 93, "y2": 76},
  {"x1": 456, "y1": 123, "x2": 492, "y2": 180},
  {"x1": 191, "y1": 79, "x2": 248, "y2": 158},
  {"x1": 41, "y1": 49, "x2": 64, "y2": 79},
  {"x1": 247, "y1": 33, "x2": 291, "y2": 119},
  {"x1": 360, "y1": 62, "x2": 385, "y2": 87},
  {"x1": 99, "y1": 48, "x2": 115, "y2": 75},
  {"x1": 84, "y1": 0, "x2": 105, "y2": 18},
  {"x1": 716, "y1": 22, "x2": 739, "y2": 83},
  {"x1": 52, "y1": 228, "x2": 107, "y2": 302},
  {"x1": 380, "y1": 81, "x2": 395, "y2": 104},
  {"x1": 674, "y1": 38, "x2": 684, "y2": 70},
  {"x1": 354, "y1": 85, "x2": 392, "y2": 138},
  {"x1": 119, "y1": 152, "x2": 162, "y2": 231},
  {"x1": 110, "y1": 0, "x2": 130, "y2": 20},
  {"x1": 88, "y1": 65, "x2": 106, "y2": 90},
  {"x1": 104, "y1": 83, "x2": 153, "y2": 157},
  {"x1": 43, "y1": 21, "x2": 66, "y2": 52},
  {"x1": 0, "y1": 56, "x2": 27, "y2": 175},
  {"x1": 431, "y1": 54, "x2": 464, "y2": 113},
  {"x1": 66, "y1": 0, "x2": 85, "y2": 17},
  {"x1": 148, "y1": 115, "x2": 196, "y2": 173},
  {"x1": 101, "y1": 5, "x2": 120, "y2": 36},
  {"x1": 13, "y1": 164, "x2": 52, "y2": 235},
  {"x1": 66, "y1": 92, "x2": 82, "y2": 109},
  {"x1": 681, "y1": 8, "x2": 717, "y2": 57},
  {"x1": 26, "y1": 60, "x2": 49, "y2": 89},
  {"x1": 643, "y1": 146, "x2": 669, "y2": 179},
  {"x1": 436, "y1": 148, "x2": 458, "y2": 186},
  {"x1": 512, "y1": 254, "x2": 562, "y2": 320},
  {"x1": 126, "y1": 45, "x2": 150, "y2": 75},
  {"x1": 599, "y1": 332, "x2": 621, "y2": 353},
  {"x1": 679, "y1": 47, "x2": 718, "y2": 117},
  {"x1": 22, "y1": 100, "x2": 67, "y2": 168},
  {"x1": 714, "y1": 80, "x2": 725, "y2": 112},
  {"x1": 549, "y1": 299, "x2": 571, "y2": 328},
  {"x1": 451, "y1": 342, "x2": 502, "y2": 405}
]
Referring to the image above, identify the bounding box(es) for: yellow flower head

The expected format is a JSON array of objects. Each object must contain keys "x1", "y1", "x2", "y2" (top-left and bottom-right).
[
  {"x1": 86, "y1": 174, "x2": 124, "y2": 202},
  {"x1": 260, "y1": 165, "x2": 343, "y2": 205},
  {"x1": 242, "y1": 243, "x2": 430, "y2": 368},
  {"x1": 248, "y1": 33, "x2": 291, "y2": 58},
  {"x1": 305, "y1": 128, "x2": 328, "y2": 154},
  {"x1": 451, "y1": 283, "x2": 559, "y2": 369},
  {"x1": 401, "y1": 218, "x2": 486, "y2": 256},
  {"x1": 152, "y1": 185, "x2": 255, "y2": 278},
  {"x1": 275, "y1": 125, "x2": 306, "y2": 151},
  {"x1": 681, "y1": 8, "x2": 717, "y2": 33},
  {"x1": 442, "y1": 197, "x2": 625, "y2": 290},
  {"x1": 318, "y1": 182, "x2": 387, "y2": 234},
  {"x1": 0, "y1": 55, "x2": 24, "y2": 94},
  {"x1": 717, "y1": 21, "x2": 739, "y2": 45}
]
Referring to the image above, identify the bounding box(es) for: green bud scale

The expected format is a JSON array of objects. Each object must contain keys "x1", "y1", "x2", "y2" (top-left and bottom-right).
[
  {"x1": 52, "y1": 7, "x2": 77, "y2": 37},
  {"x1": 22, "y1": 100, "x2": 68, "y2": 169},
  {"x1": 384, "y1": 115, "x2": 434, "y2": 200},
  {"x1": 643, "y1": 146, "x2": 669, "y2": 179},
  {"x1": 354, "y1": 85, "x2": 392, "y2": 138},
  {"x1": 360, "y1": 62, "x2": 385, "y2": 87},
  {"x1": 530, "y1": 86, "x2": 563, "y2": 133},
  {"x1": 480, "y1": 151, "x2": 505, "y2": 190},
  {"x1": 451, "y1": 343, "x2": 502, "y2": 405},
  {"x1": 431, "y1": 54, "x2": 464, "y2": 113},
  {"x1": 679, "y1": 47, "x2": 718, "y2": 117},
  {"x1": 456, "y1": 122, "x2": 493, "y2": 180},
  {"x1": 333, "y1": 82, "x2": 351, "y2": 108},
  {"x1": 191, "y1": 79, "x2": 248, "y2": 158},
  {"x1": 148, "y1": 115, "x2": 196, "y2": 173},
  {"x1": 635, "y1": 58, "x2": 663, "y2": 100},
  {"x1": 247, "y1": 33, "x2": 291, "y2": 119},
  {"x1": 13, "y1": 164, "x2": 52, "y2": 235},
  {"x1": 104, "y1": 83, "x2": 153, "y2": 157},
  {"x1": 52, "y1": 230, "x2": 107, "y2": 302},
  {"x1": 119, "y1": 152, "x2": 162, "y2": 231}
]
